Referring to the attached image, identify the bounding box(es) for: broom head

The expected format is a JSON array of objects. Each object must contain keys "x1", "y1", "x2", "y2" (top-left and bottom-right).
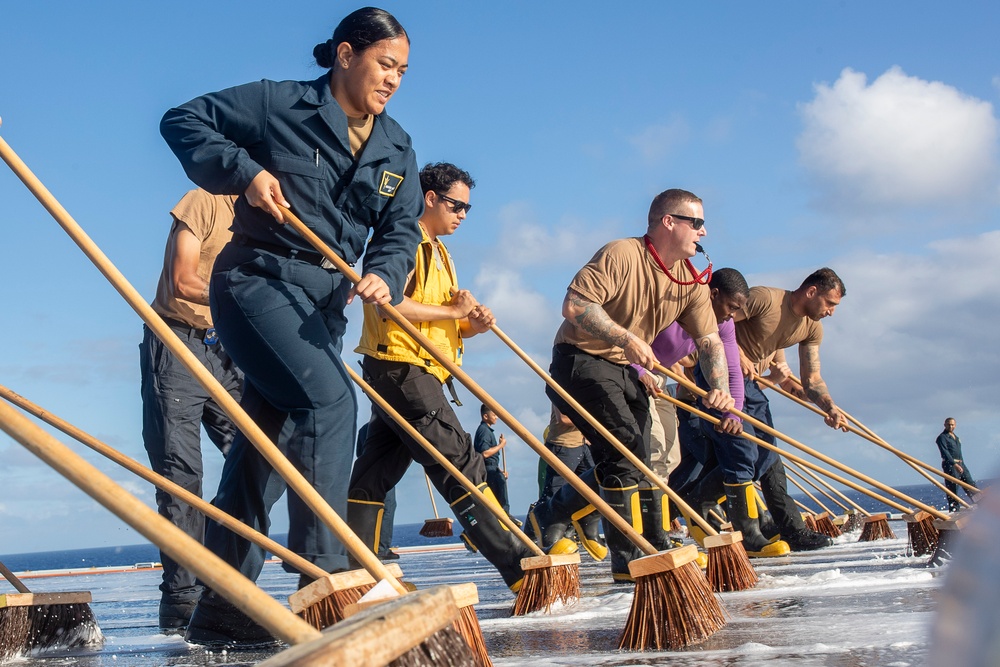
[
  {"x1": 448, "y1": 583, "x2": 492, "y2": 667},
  {"x1": 511, "y1": 553, "x2": 581, "y2": 616},
  {"x1": 619, "y1": 545, "x2": 728, "y2": 650},
  {"x1": 0, "y1": 592, "x2": 103, "y2": 659},
  {"x1": 704, "y1": 531, "x2": 758, "y2": 592},
  {"x1": 858, "y1": 513, "x2": 896, "y2": 541},
  {"x1": 290, "y1": 563, "x2": 404, "y2": 629},
  {"x1": 903, "y1": 510, "x2": 939, "y2": 557},
  {"x1": 814, "y1": 512, "x2": 842, "y2": 538},
  {"x1": 419, "y1": 517, "x2": 454, "y2": 538}
]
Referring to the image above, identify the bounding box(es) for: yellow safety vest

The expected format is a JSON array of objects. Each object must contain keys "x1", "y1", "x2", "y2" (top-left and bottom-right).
[{"x1": 356, "y1": 229, "x2": 463, "y2": 383}]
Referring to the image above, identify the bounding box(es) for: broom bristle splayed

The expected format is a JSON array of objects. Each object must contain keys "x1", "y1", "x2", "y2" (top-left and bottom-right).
[
  {"x1": 704, "y1": 532, "x2": 758, "y2": 592},
  {"x1": 418, "y1": 517, "x2": 454, "y2": 538},
  {"x1": 511, "y1": 554, "x2": 581, "y2": 616},
  {"x1": 619, "y1": 545, "x2": 727, "y2": 650},
  {"x1": 858, "y1": 513, "x2": 896, "y2": 541},
  {"x1": 903, "y1": 511, "x2": 939, "y2": 557},
  {"x1": 448, "y1": 584, "x2": 492, "y2": 667},
  {"x1": 290, "y1": 563, "x2": 406, "y2": 629},
  {"x1": 814, "y1": 512, "x2": 842, "y2": 538},
  {"x1": 843, "y1": 510, "x2": 865, "y2": 533}
]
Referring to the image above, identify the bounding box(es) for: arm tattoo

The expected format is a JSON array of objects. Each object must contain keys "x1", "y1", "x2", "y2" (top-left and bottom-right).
[
  {"x1": 800, "y1": 344, "x2": 835, "y2": 411},
  {"x1": 697, "y1": 336, "x2": 729, "y2": 393},
  {"x1": 568, "y1": 292, "x2": 631, "y2": 348},
  {"x1": 200, "y1": 283, "x2": 211, "y2": 306}
]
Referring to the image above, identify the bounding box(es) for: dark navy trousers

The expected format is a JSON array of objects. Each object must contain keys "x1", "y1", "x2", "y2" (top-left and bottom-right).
[{"x1": 204, "y1": 243, "x2": 357, "y2": 580}]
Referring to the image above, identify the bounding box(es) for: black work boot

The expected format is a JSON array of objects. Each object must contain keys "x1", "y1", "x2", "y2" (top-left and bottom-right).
[
  {"x1": 531, "y1": 469, "x2": 597, "y2": 552},
  {"x1": 682, "y1": 466, "x2": 727, "y2": 547},
  {"x1": 758, "y1": 460, "x2": 832, "y2": 551},
  {"x1": 184, "y1": 589, "x2": 279, "y2": 648},
  {"x1": 638, "y1": 487, "x2": 673, "y2": 551},
  {"x1": 346, "y1": 498, "x2": 386, "y2": 568},
  {"x1": 451, "y1": 484, "x2": 536, "y2": 591},
  {"x1": 599, "y1": 475, "x2": 644, "y2": 583},
  {"x1": 724, "y1": 482, "x2": 790, "y2": 557},
  {"x1": 159, "y1": 599, "x2": 198, "y2": 635},
  {"x1": 570, "y1": 504, "x2": 608, "y2": 561}
]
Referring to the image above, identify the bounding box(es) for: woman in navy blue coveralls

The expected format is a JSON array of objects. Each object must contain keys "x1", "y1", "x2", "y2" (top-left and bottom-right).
[{"x1": 160, "y1": 8, "x2": 423, "y2": 645}]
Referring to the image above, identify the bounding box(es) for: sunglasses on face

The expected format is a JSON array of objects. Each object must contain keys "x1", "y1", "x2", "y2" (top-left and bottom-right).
[
  {"x1": 668, "y1": 213, "x2": 705, "y2": 230},
  {"x1": 436, "y1": 193, "x2": 472, "y2": 214}
]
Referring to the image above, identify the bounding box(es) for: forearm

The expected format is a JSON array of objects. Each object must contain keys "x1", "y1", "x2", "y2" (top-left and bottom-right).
[
  {"x1": 564, "y1": 290, "x2": 632, "y2": 348},
  {"x1": 696, "y1": 334, "x2": 730, "y2": 395},
  {"x1": 173, "y1": 276, "x2": 211, "y2": 306},
  {"x1": 802, "y1": 379, "x2": 836, "y2": 413},
  {"x1": 389, "y1": 296, "x2": 459, "y2": 324}
]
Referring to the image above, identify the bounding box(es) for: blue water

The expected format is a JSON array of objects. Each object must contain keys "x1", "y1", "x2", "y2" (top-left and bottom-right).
[{"x1": 0, "y1": 481, "x2": 978, "y2": 573}]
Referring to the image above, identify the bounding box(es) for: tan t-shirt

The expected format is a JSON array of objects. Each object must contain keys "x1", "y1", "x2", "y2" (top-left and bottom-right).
[
  {"x1": 545, "y1": 406, "x2": 586, "y2": 448},
  {"x1": 553, "y1": 238, "x2": 717, "y2": 364},
  {"x1": 735, "y1": 286, "x2": 823, "y2": 375},
  {"x1": 348, "y1": 114, "x2": 375, "y2": 156},
  {"x1": 151, "y1": 189, "x2": 237, "y2": 329}
]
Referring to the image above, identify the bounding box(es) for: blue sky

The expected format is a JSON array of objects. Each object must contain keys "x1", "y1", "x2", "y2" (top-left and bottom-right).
[{"x1": 2, "y1": 1, "x2": 998, "y2": 553}]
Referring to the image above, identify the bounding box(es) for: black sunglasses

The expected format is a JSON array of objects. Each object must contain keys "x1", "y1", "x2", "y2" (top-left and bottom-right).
[
  {"x1": 668, "y1": 213, "x2": 705, "y2": 230},
  {"x1": 436, "y1": 193, "x2": 472, "y2": 214}
]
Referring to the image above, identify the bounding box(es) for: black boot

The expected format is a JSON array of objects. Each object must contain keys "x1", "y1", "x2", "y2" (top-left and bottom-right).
[
  {"x1": 531, "y1": 469, "x2": 597, "y2": 552},
  {"x1": 682, "y1": 466, "x2": 727, "y2": 547},
  {"x1": 570, "y1": 504, "x2": 608, "y2": 561},
  {"x1": 599, "y1": 475, "x2": 644, "y2": 583},
  {"x1": 184, "y1": 589, "x2": 279, "y2": 648},
  {"x1": 758, "y1": 460, "x2": 832, "y2": 551},
  {"x1": 724, "y1": 482, "x2": 790, "y2": 557},
  {"x1": 159, "y1": 599, "x2": 198, "y2": 635},
  {"x1": 346, "y1": 498, "x2": 386, "y2": 568},
  {"x1": 638, "y1": 487, "x2": 673, "y2": 551},
  {"x1": 451, "y1": 484, "x2": 536, "y2": 591}
]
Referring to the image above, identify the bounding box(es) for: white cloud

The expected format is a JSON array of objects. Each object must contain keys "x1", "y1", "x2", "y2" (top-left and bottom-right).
[{"x1": 798, "y1": 67, "x2": 999, "y2": 208}]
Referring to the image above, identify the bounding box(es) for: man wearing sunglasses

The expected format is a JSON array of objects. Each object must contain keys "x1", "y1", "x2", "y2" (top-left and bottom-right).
[
  {"x1": 349, "y1": 162, "x2": 534, "y2": 591},
  {"x1": 533, "y1": 188, "x2": 735, "y2": 582}
]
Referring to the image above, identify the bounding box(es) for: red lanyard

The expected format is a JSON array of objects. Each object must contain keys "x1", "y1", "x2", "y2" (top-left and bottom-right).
[{"x1": 643, "y1": 235, "x2": 712, "y2": 285}]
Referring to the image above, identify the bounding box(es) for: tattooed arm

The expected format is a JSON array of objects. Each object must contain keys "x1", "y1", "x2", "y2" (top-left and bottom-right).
[
  {"x1": 694, "y1": 332, "x2": 736, "y2": 413},
  {"x1": 799, "y1": 343, "x2": 847, "y2": 431},
  {"x1": 562, "y1": 289, "x2": 657, "y2": 368}
]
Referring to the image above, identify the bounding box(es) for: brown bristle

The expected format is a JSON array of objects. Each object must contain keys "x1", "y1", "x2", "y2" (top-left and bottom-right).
[
  {"x1": 843, "y1": 511, "x2": 865, "y2": 533},
  {"x1": 707, "y1": 543, "x2": 759, "y2": 592},
  {"x1": 803, "y1": 514, "x2": 817, "y2": 531},
  {"x1": 299, "y1": 582, "x2": 376, "y2": 629},
  {"x1": 618, "y1": 561, "x2": 728, "y2": 650},
  {"x1": 815, "y1": 515, "x2": 842, "y2": 538},
  {"x1": 858, "y1": 517, "x2": 896, "y2": 541},
  {"x1": 511, "y1": 563, "x2": 581, "y2": 616},
  {"x1": 670, "y1": 517, "x2": 683, "y2": 533},
  {"x1": 451, "y1": 605, "x2": 492, "y2": 667},
  {"x1": 907, "y1": 517, "x2": 940, "y2": 557},
  {"x1": 388, "y1": 625, "x2": 477, "y2": 667},
  {"x1": 0, "y1": 606, "x2": 32, "y2": 661},
  {"x1": 419, "y1": 519, "x2": 454, "y2": 538},
  {"x1": 0, "y1": 603, "x2": 104, "y2": 659}
]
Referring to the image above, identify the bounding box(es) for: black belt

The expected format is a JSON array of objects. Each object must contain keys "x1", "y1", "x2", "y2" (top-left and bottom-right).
[
  {"x1": 160, "y1": 317, "x2": 218, "y2": 344},
  {"x1": 233, "y1": 233, "x2": 325, "y2": 266}
]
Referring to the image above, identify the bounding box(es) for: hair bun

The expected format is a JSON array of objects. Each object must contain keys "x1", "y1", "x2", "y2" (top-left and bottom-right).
[{"x1": 313, "y1": 39, "x2": 335, "y2": 68}]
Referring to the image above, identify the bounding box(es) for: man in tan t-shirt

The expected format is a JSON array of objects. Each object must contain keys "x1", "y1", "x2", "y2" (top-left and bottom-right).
[
  {"x1": 732, "y1": 267, "x2": 848, "y2": 551},
  {"x1": 534, "y1": 188, "x2": 735, "y2": 581},
  {"x1": 140, "y1": 189, "x2": 243, "y2": 633}
]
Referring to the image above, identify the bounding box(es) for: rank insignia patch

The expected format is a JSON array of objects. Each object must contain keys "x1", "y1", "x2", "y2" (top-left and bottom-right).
[{"x1": 378, "y1": 171, "x2": 404, "y2": 197}]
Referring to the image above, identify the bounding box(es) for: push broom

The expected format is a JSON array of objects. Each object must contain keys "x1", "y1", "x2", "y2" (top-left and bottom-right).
[
  {"x1": 418, "y1": 474, "x2": 454, "y2": 538},
  {"x1": 786, "y1": 457, "x2": 870, "y2": 532},
  {"x1": 277, "y1": 205, "x2": 727, "y2": 651},
  {"x1": 488, "y1": 324, "x2": 758, "y2": 592},
  {"x1": 344, "y1": 365, "x2": 581, "y2": 617},
  {"x1": 783, "y1": 466, "x2": 842, "y2": 538},
  {"x1": 0, "y1": 382, "x2": 406, "y2": 628},
  {"x1": 0, "y1": 132, "x2": 492, "y2": 660},
  {"x1": 0, "y1": 399, "x2": 475, "y2": 667}
]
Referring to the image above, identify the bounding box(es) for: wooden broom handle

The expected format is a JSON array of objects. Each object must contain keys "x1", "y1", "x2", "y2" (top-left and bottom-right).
[
  {"x1": 489, "y1": 323, "x2": 719, "y2": 536},
  {"x1": 278, "y1": 206, "x2": 657, "y2": 555},
  {"x1": 785, "y1": 458, "x2": 869, "y2": 516},
  {"x1": 658, "y1": 391, "x2": 912, "y2": 513},
  {"x1": 783, "y1": 460, "x2": 851, "y2": 513},
  {"x1": 0, "y1": 399, "x2": 321, "y2": 646},
  {"x1": 756, "y1": 373, "x2": 976, "y2": 502},
  {"x1": 346, "y1": 366, "x2": 544, "y2": 556},
  {"x1": 654, "y1": 362, "x2": 948, "y2": 520},
  {"x1": 0, "y1": 137, "x2": 405, "y2": 595},
  {"x1": 784, "y1": 468, "x2": 834, "y2": 515},
  {"x1": 423, "y1": 474, "x2": 441, "y2": 520},
  {"x1": 0, "y1": 383, "x2": 328, "y2": 580},
  {"x1": 0, "y1": 560, "x2": 32, "y2": 593}
]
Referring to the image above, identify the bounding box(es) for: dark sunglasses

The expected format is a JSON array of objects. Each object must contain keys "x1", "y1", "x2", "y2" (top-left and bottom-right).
[
  {"x1": 668, "y1": 213, "x2": 705, "y2": 230},
  {"x1": 436, "y1": 193, "x2": 472, "y2": 214}
]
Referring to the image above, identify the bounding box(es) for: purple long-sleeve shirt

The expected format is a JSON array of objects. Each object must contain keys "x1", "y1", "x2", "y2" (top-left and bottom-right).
[{"x1": 634, "y1": 318, "x2": 744, "y2": 421}]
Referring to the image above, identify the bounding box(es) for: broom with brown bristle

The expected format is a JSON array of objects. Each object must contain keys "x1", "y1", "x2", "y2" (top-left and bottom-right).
[
  {"x1": 0, "y1": 560, "x2": 103, "y2": 661},
  {"x1": 783, "y1": 468, "x2": 841, "y2": 538},
  {"x1": 843, "y1": 510, "x2": 866, "y2": 533},
  {"x1": 858, "y1": 513, "x2": 897, "y2": 541},
  {"x1": 927, "y1": 512, "x2": 971, "y2": 567},
  {"x1": 344, "y1": 365, "x2": 580, "y2": 617},
  {"x1": 280, "y1": 207, "x2": 728, "y2": 649},
  {"x1": 902, "y1": 510, "x2": 940, "y2": 557},
  {"x1": 786, "y1": 458, "x2": 871, "y2": 531},
  {"x1": 418, "y1": 474, "x2": 455, "y2": 538},
  {"x1": 488, "y1": 323, "x2": 758, "y2": 594},
  {"x1": 0, "y1": 381, "x2": 407, "y2": 630}
]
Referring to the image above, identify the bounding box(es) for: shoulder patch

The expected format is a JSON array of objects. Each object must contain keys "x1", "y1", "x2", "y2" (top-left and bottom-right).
[{"x1": 378, "y1": 171, "x2": 404, "y2": 197}]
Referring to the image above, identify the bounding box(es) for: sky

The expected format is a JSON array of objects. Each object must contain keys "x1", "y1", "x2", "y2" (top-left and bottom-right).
[{"x1": 1, "y1": 1, "x2": 998, "y2": 554}]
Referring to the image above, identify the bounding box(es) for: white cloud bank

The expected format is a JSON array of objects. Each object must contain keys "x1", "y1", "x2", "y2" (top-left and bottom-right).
[{"x1": 798, "y1": 67, "x2": 999, "y2": 207}]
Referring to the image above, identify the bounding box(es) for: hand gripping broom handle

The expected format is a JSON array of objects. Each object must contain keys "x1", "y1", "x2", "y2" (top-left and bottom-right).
[
  {"x1": 756, "y1": 373, "x2": 976, "y2": 501},
  {"x1": 653, "y1": 362, "x2": 949, "y2": 519},
  {"x1": 0, "y1": 399, "x2": 321, "y2": 646},
  {"x1": 0, "y1": 383, "x2": 330, "y2": 580},
  {"x1": 785, "y1": 457, "x2": 869, "y2": 515},
  {"x1": 277, "y1": 206, "x2": 656, "y2": 555},
  {"x1": 345, "y1": 366, "x2": 544, "y2": 555},
  {"x1": 0, "y1": 136, "x2": 405, "y2": 595},
  {"x1": 656, "y1": 391, "x2": 912, "y2": 514},
  {"x1": 489, "y1": 324, "x2": 720, "y2": 537}
]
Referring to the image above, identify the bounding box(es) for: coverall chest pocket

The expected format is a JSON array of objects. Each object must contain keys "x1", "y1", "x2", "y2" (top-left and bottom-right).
[{"x1": 270, "y1": 152, "x2": 323, "y2": 219}]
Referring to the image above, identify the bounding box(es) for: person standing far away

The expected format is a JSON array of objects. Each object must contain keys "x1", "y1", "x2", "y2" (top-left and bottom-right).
[
  {"x1": 159, "y1": 7, "x2": 424, "y2": 647},
  {"x1": 936, "y1": 418, "x2": 978, "y2": 512},
  {"x1": 475, "y1": 405, "x2": 518, "y2": 523},
  {"x1": 141, "y1": 189, "x2": 243, "y2": 634}
]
